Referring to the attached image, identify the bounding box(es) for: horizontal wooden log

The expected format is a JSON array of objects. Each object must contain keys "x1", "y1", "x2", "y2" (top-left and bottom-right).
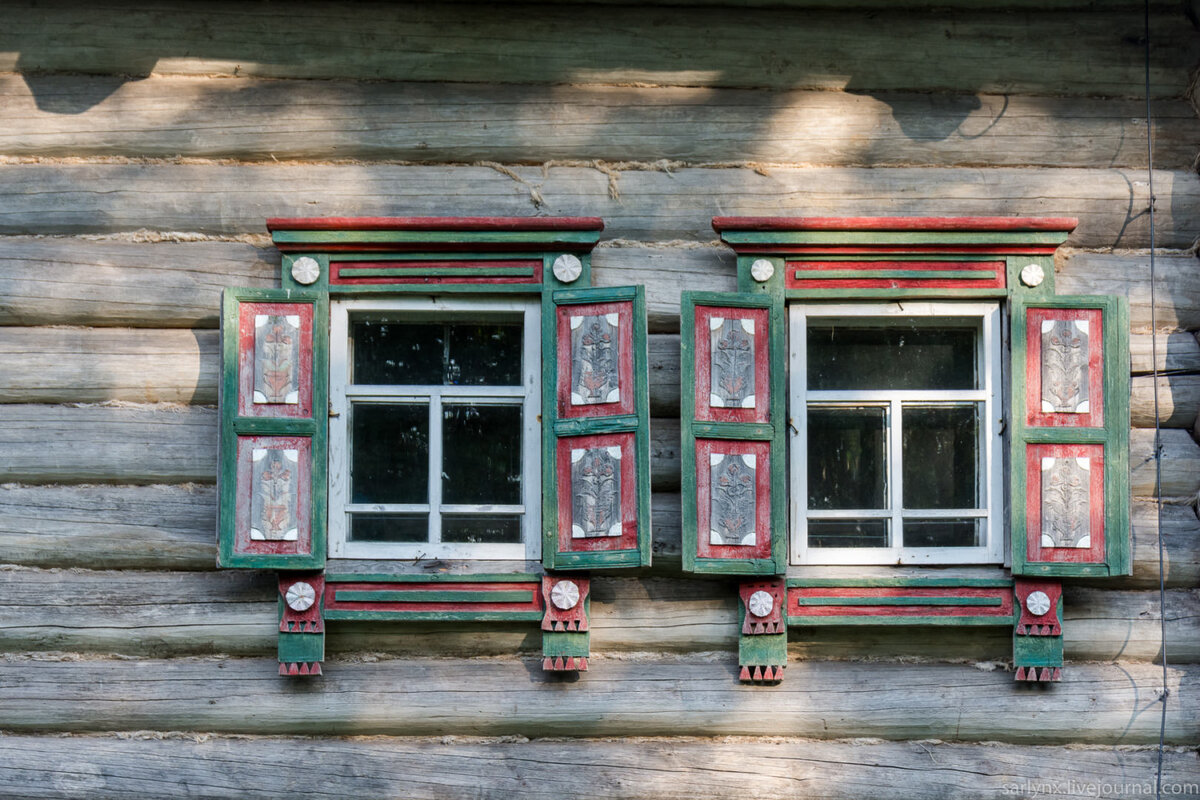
[
  {"x1": 0, "y1": 328, "x2": 219, "y2": 405},
  {"x1": 3, "y1": 486, "x2": 1193, "y2": 592},
  {"x1": 0, "y1": 405, "x2": 1194, "y2": 497},
  {"x1": 1, "y1": 567, "x2": 1195, "y2": 663},
  {"x1": 2, "y1": 325, "x2": 1195, "y2": 427},
  {"x1": 1, "y1": 735, "x2": 1196, "y2": 800},
  {"x1": 0, "y1": 238, "x2": 277, "y2": 329},
  {"x1": 0, "y1": 164, "x2": 1193, "y2": 249},
  {"x1": 1130, "y1": 331, "x2": 1200, "y2": 375},
  {"x1": 3, "y1": 3, "x2": 1192, "y2": 96},
  {"x1": 2, "y1": 240, "x2": 1196, "y2": 334},
  {"x1": 0, "y1": 484, "x2": 219, "y2": 570},
  {"x1": 0, "y1": 656, "x2": 1191, "y2": 743},
  {"x1": 1130, "y1": 375, "x2": 1200, "y2": 428},
  {"x1": 1059, "y1": 251, "x2": 1200, "y2": 332},
  {"x1": 0, "y1": 405, "x2": 218, "y2": 485},
  {"x1": 4, "y1": 74, "x2": 1196, "y2": 169}
]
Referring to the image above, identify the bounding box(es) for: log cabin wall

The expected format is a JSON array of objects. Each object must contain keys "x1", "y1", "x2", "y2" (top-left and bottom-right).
[{"x1": 0, "y1": 1, "x2": 1198, "y2": 796}]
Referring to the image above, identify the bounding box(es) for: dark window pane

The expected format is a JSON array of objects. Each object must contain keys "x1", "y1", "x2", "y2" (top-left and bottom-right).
[
  {"x1": 442, "y1": 514, "x2": 522, "y2": 543},
  {"x1": 808, "y1": 519, "x2": 889, "y2": 548},
  {"x1": 807, "y1": 324, "x2": 977, "y2": 390},
  {"x1": 351, "y1": 403, "x2": 428, "y2": 503},
  {"x1": 353, "y1": 321, "x2": 443, "y2": 385},
  {"x1": 903, "y1": 518, "x2": 980, "y2": 548},
  {"x1": 442, "y1": 404, "x2": 522, "y2": 504},
  {"x1": 902, "y1": 405, "x2": 980, "y2": 509},
  {"x1": 808, "y1": 406, "x2": 887, "y2": 510},
  {"x1": 447, "y1": 323, "x2": 522, "y2": 385},
  {"x1": 350, "y1": 513, "x2": 429, "y2": 542}
]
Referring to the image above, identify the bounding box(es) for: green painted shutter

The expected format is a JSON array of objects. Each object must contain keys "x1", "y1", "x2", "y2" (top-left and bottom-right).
[
  {"x1": 218, "y1": 288, "x2": 328, "y2": 570},
  {"x1": 681, "y1": 292, "x2": 786, "y2": 574},
  {"x1": 542, "y1": 286, "x2": 651, "y2": 570},
  {"x1": 1010, "y1": 294, "x2": 1130, "y2": 577}
]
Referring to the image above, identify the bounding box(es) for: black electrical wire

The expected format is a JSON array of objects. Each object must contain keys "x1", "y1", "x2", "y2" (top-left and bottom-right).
[{"x1": 1143, "y1": 2, "x2": 1169, "y2": 798}]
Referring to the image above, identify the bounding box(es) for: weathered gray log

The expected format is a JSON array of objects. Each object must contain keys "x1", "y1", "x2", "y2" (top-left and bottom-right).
[
  {"x1": 1059, "y1": 251, "x2": 1200, "y2": 332},
  {"x1": 1, "y1": 734, "x2": 1195, "y2": 800},
  {"x1": 0, "y1": 238, "x2": 277, "y2": 329},
  {"x1": 3, "y1": 74, "x2": 1195, "y2": 168},
  {"x1": 0, "y1": 405, "x2": 218, "y2": 485},
  {"x1": 0, "y1": 405, "x2": 1193, "y2": 497},
  {"x1": 0, "y1": 656, "x2": 1191, "y2": 743},
  {"x1": 2, "y1": 240, "x2": 1196, "y2": 333},
  {"x1": 1130, "y1": 331, "x2": 1200, "y2": 375},
  {"x1": 0, "y1": 484, "x2": 219, "y2": 570},
  {"x1": 0, "y1": 164, "x2": 1193, "y2": 249},
  {"x1": 1130, "y1": 375, "x2": 1200, "y2": 428},
  {"x1": 1, "y1": 567, "x2": 1195, "y2": 663},
  {"x1": 2, "y1": 3, "x2": 1192, "y2": 95},
  {"x1": 3, "y1": 486, "x2": 1193, "y2": 591},
  {"x1": 0, "y1": 328, "x2": 219, "y2": 404},
  {"x1": 2, "y1": 328, "x2": 1194, "y2": 429}
]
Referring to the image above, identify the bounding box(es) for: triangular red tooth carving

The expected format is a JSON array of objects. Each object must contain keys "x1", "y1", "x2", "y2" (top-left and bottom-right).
[
  {"x1": 542, "y1": 657, "x2": 553, "y2": 670},
  {"x1": 578, "y1": 658, "x2": 589, "y2": 671},
  {"x1": 1015, "y1": 667, "x2": 1026, "y2": 681},
  {"x1": 1052, "y1": 668, "x2": 1061, "y2": 681},
  {"x1": 752, "y1": 666, "x2": 763, "y2": 681},
  {"x1": 739, "y1": 666, "x2": 751, "y2": 681}
]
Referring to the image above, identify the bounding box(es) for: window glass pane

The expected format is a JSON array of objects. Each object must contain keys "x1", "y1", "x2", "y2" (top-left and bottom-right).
[
  {"x1": 808, "y1": 406, "x2": 887, "y2": 510},
  {"x1": 808, "y1": 519, "x2": 889, "y2": 548},
  {"x1": 350, "y1": 513, "x2": 428, "y2": 543},
  {"x1": 807, "y1": 323, "x2": 977, "y2": 390},
  {"x1": 442, "y1": 404, "x2": 522, "y2": 505},
  {"x1": 903, "y1": 518, "x2": 981, "y2": 548},
  {"x1": 902, "y1": 404, "x2": 980, "y2": 509},
  {"x1": 442, "y1": 514, "x2": 522, "y2": 543},
  {"x1": 352, "y1": 321, "x2": 443, "y2": 385},
  {"x1": 447, "y1": 323, "x2": 522, "y2": 385},
  {"x1": 351, "y1": 403, "x2": 429, "y2": 503}
]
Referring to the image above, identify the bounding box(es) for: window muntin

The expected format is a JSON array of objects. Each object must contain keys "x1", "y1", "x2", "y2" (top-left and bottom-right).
[
  {"x1": 789, "y1": 302, "x2": 1004, "y2": 565},
  {"x1": 329, "y1": 297, "x2": 541, "y2": 560}
]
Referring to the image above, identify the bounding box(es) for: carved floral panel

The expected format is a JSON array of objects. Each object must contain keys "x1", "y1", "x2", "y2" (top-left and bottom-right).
[
  {"x1": 709, "y1": 317, "x2": 756, "y2": 409},
  {"x1": 571, "y1": 446, "x2": 623, "y2": 538},
  {"x1": 1040, "y1": 456, "x2": 1090, "y2": 548},
  {"x1": 1040, "y1": 319, "x2": 1089, "y2": 415},
  {"x1": 253, "y1": 314, "x2": 301, "y2": 404},
  {"x1": 250, "y1": 447, "x2": 300, "y2": 541},
  {"x1": 709, "y1": 452, "x2": 757, "y2": 545},
  {"x1": 570, "y1": 313, "x2": 621, "y2": 406},
  {"x1": 1025, "y1": 307, "x2": 1103, "y2": 428}
]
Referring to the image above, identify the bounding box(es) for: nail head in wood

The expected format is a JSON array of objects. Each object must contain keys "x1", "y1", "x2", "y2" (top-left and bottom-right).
[
  {"x1": 750, "y1": 259, "x2": 775, "y2": 282},
  {"x1": 290, "y1": 256, "x2": 320, "y2": 285},
  {"x1": 285, "y1": 581, "x2": 317, "y2": 612},
  {"x1": 552, "y1": 254, "x2": 583, "y2": 283},
  {"x1": 1019, "y1": 263, "x2": 1045, "y2": 287}
]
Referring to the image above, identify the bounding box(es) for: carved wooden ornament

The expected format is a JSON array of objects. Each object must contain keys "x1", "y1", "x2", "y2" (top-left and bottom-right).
[
  {"x1": 1025, "y1": 307, "x2": 1104, "y2": 428},
  {"x1": 1014, "y1": 579, "x2": 1063, "y2": 636},
  {"x1": 279, "y1": 573, "x2": 325, "y2": 634},
  {"x1": 694, "y1": 439, "x2": 772, "y2": 562},
  {"x1": 236, "y1": 301, "x2": 314, "y2": 419},
  {"x1": 556, "y1": 300, "x2": 636, "y2": 420},
  {"x1": 740, "y1": 579, "x2": 785, "y2": 635},
  {"x1": 709, "y1": 452, "x2": 757, "y2": 546},
  {"x1": 692, "y1": 304, "x2": 770, "y2": 424},
  {"x1": 556, "y1": 432, "x2": 639, "y2": 554},
  {"x1": 541, "y1": 576, "x2": 590, "y2": 632},
  {"x1": 233, "y1": 436, "x2": 312, "y2": 557},
  {"x1": 1025, "y1": 443, "x2": 1106, "y2": 565}
]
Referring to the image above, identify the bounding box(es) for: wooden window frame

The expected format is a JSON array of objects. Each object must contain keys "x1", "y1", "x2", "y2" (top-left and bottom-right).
[
  {"x1": 788, "y1": 301, "x2": 1005, "y2": 566},
  {"x1": 328, "y1": 296, "x2": 543, "y2": 562}
]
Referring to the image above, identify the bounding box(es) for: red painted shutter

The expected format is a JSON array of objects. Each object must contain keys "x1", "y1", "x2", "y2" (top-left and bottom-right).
[
  {"x1": 1011, "y1": 294, "x2": 1130, "y2": 577},
  {"x1": 218, "y1": 288, "x2": 328, "y2": 569},
  {"x1": 542, "y1": 286, "x2": 651, "y2": 570},
  {"x1": 681, "y1": 292, "x2": 786, "y2": 574}
]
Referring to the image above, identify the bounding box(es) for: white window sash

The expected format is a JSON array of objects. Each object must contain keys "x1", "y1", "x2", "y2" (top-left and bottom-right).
[
  {"x1": 328, "y1": 296, "x2": 541, "y2": 561},
  {"x1": 789, "y1": 302, "x2": 1004, "y2": 566}
]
